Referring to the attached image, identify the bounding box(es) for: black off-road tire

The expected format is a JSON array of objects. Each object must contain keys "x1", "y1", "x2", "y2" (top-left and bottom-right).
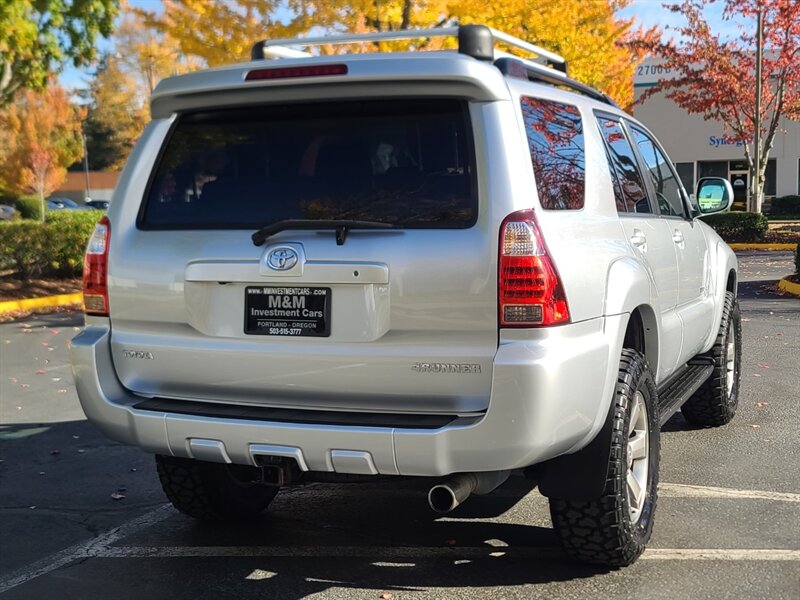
[
  {"x1": 682, "y1": 291, "x2": 742, "y2": 427},
  {"x1": 156, "y1": 455, "x2": 278, "y2": 522},
  {"x1": 549, "y1": 349, "x2": 660, "y2": 567}
]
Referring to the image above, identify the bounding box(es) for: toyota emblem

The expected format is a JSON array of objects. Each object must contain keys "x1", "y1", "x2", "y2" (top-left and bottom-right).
[{"x1": 266, "y1": 247, "x2": 298, "y2": 271}]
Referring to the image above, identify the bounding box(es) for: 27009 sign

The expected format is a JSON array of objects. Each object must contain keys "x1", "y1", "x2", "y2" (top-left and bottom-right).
[{"x1": 245, "y1": 286, "x2": 331, "y2": 337}]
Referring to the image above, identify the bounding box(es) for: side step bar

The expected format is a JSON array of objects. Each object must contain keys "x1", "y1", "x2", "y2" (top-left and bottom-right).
[{"x1": 656, "y1": 363, "x2": 714, "y2": 426}]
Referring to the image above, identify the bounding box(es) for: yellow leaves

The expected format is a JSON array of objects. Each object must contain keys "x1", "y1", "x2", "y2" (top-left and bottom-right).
[
  {"x1": 135, "y1": 1, "x2": 651, "y2": 108},
  {"x1": 0, "y1": 83, "x2": 83, "y2": 200}
]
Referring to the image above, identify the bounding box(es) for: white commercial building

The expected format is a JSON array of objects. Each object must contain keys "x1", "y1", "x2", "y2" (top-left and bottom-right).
[{"x1": 633, "y1": 58, "x2": 800, "y2": 204}]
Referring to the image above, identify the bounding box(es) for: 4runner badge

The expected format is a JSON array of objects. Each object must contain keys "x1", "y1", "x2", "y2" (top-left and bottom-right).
[
  {"x1": 123, "y1": 350, "x2": 154, "y2": 360},
  {"x1": 412, "y1": 363, "x2": 481, "y2": 374}
]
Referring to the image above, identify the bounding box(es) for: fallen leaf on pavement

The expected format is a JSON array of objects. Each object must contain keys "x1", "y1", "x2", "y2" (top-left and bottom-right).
[
  {"x1": 755, "y1": 402, "x2": 768, "y2": 408},
  {"x1": 50, "y1": 330, "x2": 60, "y2": 335},
  {"x1": 380, "y1": 593, "x2": 393, "y2": 600},
  {"x1": 35, "y1": 369, "x2": 46, "y2": 375},
  {"x1": 752, "y1": 374, "x2": 762, "y2": 377},
  {"x1": 20, "y1": 384, "x2": 29, "y2": 389},
  {"x1": 758, "y1": 364, "x2": 769, "y2": 369}
]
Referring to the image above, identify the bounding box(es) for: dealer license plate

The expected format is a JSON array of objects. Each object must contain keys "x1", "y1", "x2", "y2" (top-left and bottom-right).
[{"x1": 244, "y1": 286, "x2": 331, "y2": 337}]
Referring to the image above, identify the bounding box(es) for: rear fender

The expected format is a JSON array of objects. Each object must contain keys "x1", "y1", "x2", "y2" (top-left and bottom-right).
[{"x1": 536, "y1": 257, "x2": 658, "y2": 500}]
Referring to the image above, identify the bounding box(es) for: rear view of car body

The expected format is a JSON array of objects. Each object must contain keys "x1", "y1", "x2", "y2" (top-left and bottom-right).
[{"x1": 70, "y1": 51, "x2": 626, "y2": 478}]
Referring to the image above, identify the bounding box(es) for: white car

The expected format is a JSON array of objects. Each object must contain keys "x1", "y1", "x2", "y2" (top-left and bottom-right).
[{"x1": 70, "y1": 25, "x2": 741, "y2": 567}]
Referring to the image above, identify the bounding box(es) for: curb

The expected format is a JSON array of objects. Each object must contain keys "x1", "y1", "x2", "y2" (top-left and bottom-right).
[
  {"x1": 0, "y1": 292, "x2": 83, "y2": 313},
  {"x1": 729, "y1": 243, "x2": 797, "y2": 250},
  {"x1": 778, "y1": 277, "x2": 800, "y2": 298}
]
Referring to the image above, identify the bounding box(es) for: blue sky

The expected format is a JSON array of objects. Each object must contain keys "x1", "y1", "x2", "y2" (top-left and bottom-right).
[{"x1": 60, "y1": 0, "x2": 744, "y2": 92}]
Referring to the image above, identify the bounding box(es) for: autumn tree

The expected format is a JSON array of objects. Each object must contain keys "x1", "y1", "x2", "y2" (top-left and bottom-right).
[
  {"x1": 83, "y1": 56, "x2": 147, "y2": 171},
  {"x1": 139, "y1": 0, "x2": 655, "y2": 107},
  {"x1": 115, "y1": 8, "x2": 202, "y2": 100},
  {"x1": 629, "y1": 0, "x2": 800, "y2": 212},
  {"x1": 138, "y1": 0, "x2": 303, "y2": 68},
  {"x1": 0, "y1": 0, "x2": 119, "y2": 106},
  {"x1": 0, "y1": 84, "x2": 84, "y2": 218}
]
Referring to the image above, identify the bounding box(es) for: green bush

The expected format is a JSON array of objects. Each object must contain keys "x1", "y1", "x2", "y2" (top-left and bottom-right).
[
  {"x1": 702, "y1": 212, "x2": 769, "y2": 243},
  {"x1": 770, "y1": 195, "x2": 800, "y2": 217},
  {"x1": 0, "y1": 211, "x2": 102, "y2": 278},
  {"x1": 13, "y1": 196, "x2": 44, "y2": 220}
]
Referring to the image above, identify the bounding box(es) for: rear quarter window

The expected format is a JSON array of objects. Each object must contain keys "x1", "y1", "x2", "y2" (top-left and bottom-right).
[
  {"x1": 139, "y1": 99, "x2": 477, "y2": 230},
  {"x1": 520, "y1": 97, "x2": 586, "y2": 210}
]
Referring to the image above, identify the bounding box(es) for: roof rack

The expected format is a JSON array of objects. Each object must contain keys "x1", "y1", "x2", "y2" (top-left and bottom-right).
[
  {"x1": 251, "y1": 24, "x2": 568, "y2": 74},
  {"x1": 495, "y1": 57, "x2": 620, "y2": 108},
  {"x1": 249, "y1": 25, "x2": 619, "y2": 108}
]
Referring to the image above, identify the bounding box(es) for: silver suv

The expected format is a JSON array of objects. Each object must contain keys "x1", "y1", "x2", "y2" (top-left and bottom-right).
[{"x1": 71, "y1": 26, "x2": 741, "y2": 567}]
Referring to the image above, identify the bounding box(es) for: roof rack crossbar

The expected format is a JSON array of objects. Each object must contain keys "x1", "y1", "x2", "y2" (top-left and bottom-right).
[
  {"x1": 494, "y1": 57, "x2": 619, "y2": 108},
  {"x1": 251, "y1": 24, "x2": 567, "y2": 74}
]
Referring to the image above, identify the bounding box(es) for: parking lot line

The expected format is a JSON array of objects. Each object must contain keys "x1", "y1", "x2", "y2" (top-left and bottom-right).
[
  {"x1": 0, "y1": 505, "x2": 174, "y2": 595},
  {"x1": 3, "y1": 480, "x2": 799, "y2": 595},
  {"x1": 659, "y1": 483, "x2": 800, "y2": 503},
  {"x1": 95, "y1": 546, "x2": 800, "y2": 561}
]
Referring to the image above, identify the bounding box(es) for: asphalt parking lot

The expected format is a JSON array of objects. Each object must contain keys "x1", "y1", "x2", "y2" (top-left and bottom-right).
[{"x1": 1, "y1": 251, "x2": 798, "y2": 599}]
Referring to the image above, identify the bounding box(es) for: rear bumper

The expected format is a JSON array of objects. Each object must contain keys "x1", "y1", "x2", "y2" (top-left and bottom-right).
[{"x1": 70, "y1": 316, "x2": 619, "y2": 476}]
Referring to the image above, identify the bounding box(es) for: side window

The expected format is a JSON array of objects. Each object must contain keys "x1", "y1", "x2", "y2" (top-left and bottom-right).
[
  {"x1": 521, "y1": 97, "x2": 585, "y2": 210},
  {"x1": 630, "y1": 127, "x2": 687, "y2": 218},
  {"x1": 596, "y1": 117, "x2": 652, "y2": 214}
]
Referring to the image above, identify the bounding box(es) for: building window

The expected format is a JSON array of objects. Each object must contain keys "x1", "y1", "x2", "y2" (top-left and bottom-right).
[
  {"x1": 675, "y1": 162, "x2": 694, "y2": 195},
  {"x1": 765, "y1": 159, "x2": 777, "y2": 197},
  {"x1": 698, "y1": 161, "x2": 728, "y2": 179}
]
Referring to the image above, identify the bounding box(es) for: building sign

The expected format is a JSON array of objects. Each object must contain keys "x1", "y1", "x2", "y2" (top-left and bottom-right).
[{"x1": 709, "y1": 136, "x2": 748, "y2": 148}]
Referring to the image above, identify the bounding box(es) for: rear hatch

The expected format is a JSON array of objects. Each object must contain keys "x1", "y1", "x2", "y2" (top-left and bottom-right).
[{"x1": 108, "y1": 97, "x2": 498, "y2": 416}]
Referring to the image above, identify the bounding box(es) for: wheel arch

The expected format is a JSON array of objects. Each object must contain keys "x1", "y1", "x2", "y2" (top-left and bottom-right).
[{"x1": 535, "y1": 259, "x2": 661, "y2": 500}]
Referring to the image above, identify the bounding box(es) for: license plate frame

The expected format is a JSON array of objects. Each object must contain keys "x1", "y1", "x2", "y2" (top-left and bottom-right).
[{"x1": 244, "y1": 286, "x2": 331, "y2": 337}]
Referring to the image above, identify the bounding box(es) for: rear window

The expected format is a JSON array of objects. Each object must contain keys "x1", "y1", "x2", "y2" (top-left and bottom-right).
[
  {"x1": 139, "y1": 99, "x2": 477, "y2": 229},
  {"x1": 521, "y1": 97, "x2": 585, "y2": 210}
]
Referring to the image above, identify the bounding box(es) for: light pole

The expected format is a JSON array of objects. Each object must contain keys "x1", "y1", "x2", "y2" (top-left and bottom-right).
[
  {"x1": 752, "y1": 8, "x2": 763, "y2": 213},
  {"x1": 82, "y1": 128, "x2": 91, "y2": 203}
]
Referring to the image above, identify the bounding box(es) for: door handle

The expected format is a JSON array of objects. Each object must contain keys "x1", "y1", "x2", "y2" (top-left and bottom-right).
[
  {"x1": 672, "y1": 230, "x2": 685, "y2": 244},
  {"x1": 630, "y1": 229, "x2": 647, "y2": 250}
]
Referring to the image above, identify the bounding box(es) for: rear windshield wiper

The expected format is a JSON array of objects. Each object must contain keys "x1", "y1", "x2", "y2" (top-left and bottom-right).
[{"x1": 252, "y1": 219, "x2": 395, "y2": 247}]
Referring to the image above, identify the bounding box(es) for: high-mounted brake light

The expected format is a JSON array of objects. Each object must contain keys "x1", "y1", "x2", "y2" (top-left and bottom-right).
[
  {"x1": 83, "y1": 216, "x2": 110, "y2": 316},
  {"x1": 245, "y1": 64, "x2": 348, "y2": 81},
  {"x1": 498, "y1": 210, "x2": 570, "y2": 327}
]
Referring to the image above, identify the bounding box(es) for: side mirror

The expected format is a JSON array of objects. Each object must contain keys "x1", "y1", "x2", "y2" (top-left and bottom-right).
[{"x1": 696, "y1": 177, "x2": 733, "y2": 215}]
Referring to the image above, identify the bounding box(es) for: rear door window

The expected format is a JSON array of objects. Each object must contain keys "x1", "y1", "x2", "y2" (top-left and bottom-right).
[
  {"x1": 630, "y1": 126, "x2": 688, "y2": 218},
  {"x1": 521, "y1": 97, "x2": 585, "y2": 210},
  {"x1": 140, "y1": 99, "x2": 477, "y2": 229},
  {"x1": 596, "y1": 117, "x2": 652, "y2": 214}
]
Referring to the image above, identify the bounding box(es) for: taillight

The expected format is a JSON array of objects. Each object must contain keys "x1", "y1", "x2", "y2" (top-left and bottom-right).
[
  {"x1": 245, "y1": 64, "x2": 348, "y2": 81},
  {"x1": 83, "y1": 216, "x2": 110, "y2": 316},
  {"x1": 498, "y1": 210, "x2": 570, "y2": 327}
]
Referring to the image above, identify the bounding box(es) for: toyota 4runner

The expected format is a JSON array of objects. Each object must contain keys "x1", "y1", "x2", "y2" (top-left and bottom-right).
[{"x1": 70, "y1": 25, "x2": 742, "y2": 567}]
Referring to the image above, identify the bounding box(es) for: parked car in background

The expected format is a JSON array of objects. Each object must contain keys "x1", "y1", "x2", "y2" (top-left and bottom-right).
[
  {"x1": 85, "y1": 200, "x2": 110, "y2": 211},
  {"x1": 0, "y1": 204, "x2": 18, "y2": 221},
  {"x1": 47, "y1": 198, "x2": 91, "y2": 211}
]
